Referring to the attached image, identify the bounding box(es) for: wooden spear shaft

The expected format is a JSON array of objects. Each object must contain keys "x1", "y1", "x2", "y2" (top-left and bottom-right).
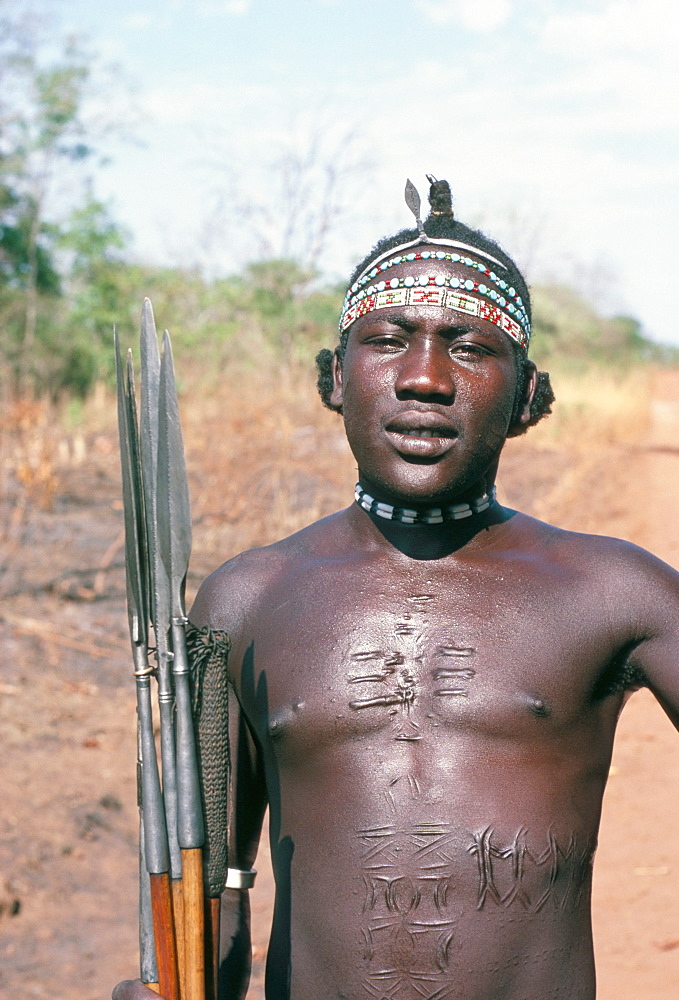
[
  {"x1": 204, "y1": 897, "x2": 221, "y2": 1000},
  {"x1": 172, "y1": 619, "x2": 206, "y2": 1000}
]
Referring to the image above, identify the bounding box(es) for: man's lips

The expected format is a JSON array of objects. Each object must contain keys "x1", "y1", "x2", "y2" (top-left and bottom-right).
[{"x1": 384, "y1": 410, "x2": 458, "y2": 457}]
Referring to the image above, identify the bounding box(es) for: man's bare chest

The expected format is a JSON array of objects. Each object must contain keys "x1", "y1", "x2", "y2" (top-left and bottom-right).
[{"x1": 231, "y1": 556, "x2": 620, "y2": 757}]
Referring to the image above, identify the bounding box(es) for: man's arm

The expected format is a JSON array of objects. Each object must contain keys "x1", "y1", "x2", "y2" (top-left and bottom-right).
[
  {"x1": 111, "y1": 982, "x2": 158, "y2": 1000},
  {"x1": 190, "y1": 565, "x2": 269, "y2": 1000},
  {"x1": 215, "y1": 686, "x2": 267, "y2": 1000},
  {"x1": 612, "y1": 542, "x2": 679, "y2": 729}
]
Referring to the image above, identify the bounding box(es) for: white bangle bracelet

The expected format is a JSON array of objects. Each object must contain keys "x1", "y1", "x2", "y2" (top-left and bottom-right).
[{"x1": 225, "y1": 867, "x2": 257, "y2": 890}]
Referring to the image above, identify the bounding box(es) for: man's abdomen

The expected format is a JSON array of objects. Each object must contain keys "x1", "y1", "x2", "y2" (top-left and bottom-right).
[{"x1": 280, "y1": 813, "x2": 597, "y2": 1000}]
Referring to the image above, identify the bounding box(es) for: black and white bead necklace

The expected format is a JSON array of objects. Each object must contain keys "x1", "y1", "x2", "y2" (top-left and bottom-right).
[{"x1": 354, "y1": 483, "x2": 496, "y2": 525}]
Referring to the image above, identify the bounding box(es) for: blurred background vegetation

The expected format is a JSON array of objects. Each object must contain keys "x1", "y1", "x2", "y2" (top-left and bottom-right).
[{"x1": 0, "y1": 2, "x2": 675, "y2": 408}]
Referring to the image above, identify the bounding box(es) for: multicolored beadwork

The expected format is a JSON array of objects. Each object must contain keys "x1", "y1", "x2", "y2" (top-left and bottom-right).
[
  {"x1": 346, "y1": 249, "x2": 529, "y2": 328},
  {"x1": 339, "y1": 236, "x2": 530, "y2": 346},
  {"x1": 354, "y1": 482, "x2": 497, "y2": 525},
  {"x1": 339, "y1": 273, "x2": 528, "y2": 348},
  {"x1": 354, "y1": 235, "x2": 506, "y2": 282}
]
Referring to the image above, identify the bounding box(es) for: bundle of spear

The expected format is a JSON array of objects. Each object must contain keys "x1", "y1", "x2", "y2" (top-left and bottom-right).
[{"x1": 115, "y1": 301, "x2": 226, "y2": 1000}]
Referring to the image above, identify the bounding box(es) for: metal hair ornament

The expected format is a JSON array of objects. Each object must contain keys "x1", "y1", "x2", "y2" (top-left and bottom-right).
[
  {"x1": 405, "y1": 178, "x2": 427, "y2": 239},
  {"x1": 426, "y1": 174, "x2": 454, "y2": 217},
  {"x1": 355, "y1": 483, "x2": 497, "y2": 525}
]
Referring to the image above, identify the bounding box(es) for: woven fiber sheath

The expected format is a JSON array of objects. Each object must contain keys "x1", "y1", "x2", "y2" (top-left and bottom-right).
[{"x1": 186, "y1": 621, "x2": 232, "y2": 898}]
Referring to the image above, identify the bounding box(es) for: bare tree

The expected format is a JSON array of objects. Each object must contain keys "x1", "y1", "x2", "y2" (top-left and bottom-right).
[{"x1": 195, "y1": 115, "x2": 372, "y2": 281}]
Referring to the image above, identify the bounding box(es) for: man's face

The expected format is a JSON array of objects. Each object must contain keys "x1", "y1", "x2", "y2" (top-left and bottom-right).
[{"x1": 331, "y1": 258, "x2": 534, "y2": 505}]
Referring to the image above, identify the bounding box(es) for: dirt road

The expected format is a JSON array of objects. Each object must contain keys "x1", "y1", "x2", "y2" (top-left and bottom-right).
[
  {"x1": 1, "y1": 372, "x2": 678, "y2": 999},
  {"x1": 589, "y1": 372, "x2": 679, "y2": 999}
]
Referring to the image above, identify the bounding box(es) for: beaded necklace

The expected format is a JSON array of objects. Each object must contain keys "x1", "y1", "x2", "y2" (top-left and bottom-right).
[{"x1": 354, "y1": 483, "x2": 497, "y2": 525}]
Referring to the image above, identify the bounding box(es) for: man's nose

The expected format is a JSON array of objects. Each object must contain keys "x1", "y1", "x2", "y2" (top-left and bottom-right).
[{"x1": 394, "y1": 340, "x2": 455, "y2": 401}]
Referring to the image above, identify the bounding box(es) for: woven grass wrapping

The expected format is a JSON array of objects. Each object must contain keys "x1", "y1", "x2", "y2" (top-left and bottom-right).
[{"x1": 187, "y1": 621, "x2": 231, "y2": 898}]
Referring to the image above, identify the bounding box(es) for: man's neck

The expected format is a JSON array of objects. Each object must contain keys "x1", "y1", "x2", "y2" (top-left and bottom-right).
[{"x1": 350, "y1": 478, "x2": 509, "y2": 560}]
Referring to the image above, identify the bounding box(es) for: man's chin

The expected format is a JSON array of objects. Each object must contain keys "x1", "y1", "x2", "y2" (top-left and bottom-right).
[{"x1": 358, "y1": 472, "x2": 488, "y2": 508}]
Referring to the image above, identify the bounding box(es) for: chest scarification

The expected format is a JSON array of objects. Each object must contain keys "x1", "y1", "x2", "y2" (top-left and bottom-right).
[{"x1": 345, "y1": 600, "x2": 479, "y2": 742}]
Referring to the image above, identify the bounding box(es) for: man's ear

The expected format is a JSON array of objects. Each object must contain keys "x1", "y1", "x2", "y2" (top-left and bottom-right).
[
  {"x1": 507, "y1": 361, "x2": 538, "y2": 437},
  {"x1": 328, "y1": 349, "x2": 344, "y2": 412}
]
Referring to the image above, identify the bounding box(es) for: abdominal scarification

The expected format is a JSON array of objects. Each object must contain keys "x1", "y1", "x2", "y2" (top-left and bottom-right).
[
  {"x1": 468, "y1": 826, "x2": 596, "y2": 912},
  {"x1": 385, "y1": 774, "x2": 422, "y2": 813},
  {"x1": 357, "y1": 822, "x2": 596, "y2": 999},
  {"x1": 358, "y1": 823, "x2": 461, "y2": 999}
]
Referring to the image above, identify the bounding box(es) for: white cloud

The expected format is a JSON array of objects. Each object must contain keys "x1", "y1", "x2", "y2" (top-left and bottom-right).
[
  {"x1": 122, "y1": 12, "x2": 155, "y2": 30},
  {"x1": 85, "y1": 0, "x2": 679, "y2": 342},
  {"x1": 196, "y1": 0, "x2": 252, "y2": 15},
  {"x1": 416, "y1": 0, "x2": 513, "y2": 31},
  {"x1": 542, "y1": 0, "x2": 679, "y2": 61},
  {"x1": 139, "y1": 77, "x2": 273, "y2": 125},
  {"x1": 535, "y1": 5, "x2": 679, "y2": 140}
]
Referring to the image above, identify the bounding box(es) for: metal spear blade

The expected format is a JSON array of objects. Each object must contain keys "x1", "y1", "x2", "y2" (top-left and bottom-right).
[
  {"x1": 140, "y1": 298, "x2": 171, "y2": 641},
  {"x1": 139, "y1": 299, "x2": 182, "y2": 884},
  {"x1": 157, "y1": 330, "x2": 192, "y2": 618},
  {"x1": 114, "y1": 330, "x2": 148, "y2": 648},
  {"x1": 158, "y1": 328, "x2": 206, "y2": 998}
]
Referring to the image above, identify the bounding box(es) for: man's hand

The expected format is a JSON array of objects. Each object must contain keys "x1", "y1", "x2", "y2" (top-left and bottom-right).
[{"x1": 112, "y1": 980, "x2": 162, "y2": 1000}]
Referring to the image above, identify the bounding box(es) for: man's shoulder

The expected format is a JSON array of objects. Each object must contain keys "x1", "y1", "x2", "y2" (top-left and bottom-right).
[
  {"x1": 189, "y1": 507, "x2": 353, "y2": 630},
  {"x1": 507, "y1": 509, "x2": 678, "y2": 587}
]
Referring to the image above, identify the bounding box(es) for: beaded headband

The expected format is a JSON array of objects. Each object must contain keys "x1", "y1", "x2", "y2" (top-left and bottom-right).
[
  {"x1": 340, "y1": 279, "x2": 527, "y2": 347},
  {"x1": 339, "y1": 251, "x2": 530, "y2": 345},
  {"x1": 339, "y1": 178, "x2": 531, "y2": 347},
  {"x1": 347, "y1": 250, "x2": 528, "y2": 321},
  {"x1": 353, "y1": 235, "x2": 506, "y2": 286}
]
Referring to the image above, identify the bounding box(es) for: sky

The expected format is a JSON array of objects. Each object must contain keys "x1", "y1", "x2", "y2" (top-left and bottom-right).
[{"x1": 47, "y1": 0, "x2": 679, "y2": 343}]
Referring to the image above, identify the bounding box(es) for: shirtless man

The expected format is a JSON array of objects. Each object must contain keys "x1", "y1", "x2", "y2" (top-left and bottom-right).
[{"x1": 116, "y1": 178, "x2": 679, "y2": 1000}]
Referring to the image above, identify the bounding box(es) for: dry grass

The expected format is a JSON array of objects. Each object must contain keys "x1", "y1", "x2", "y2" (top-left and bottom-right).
[
  {"x1": 0, "y1": 399, "x2": 61, "y2": 592},
  {"x1": 181, "y1": 366, "x2": 357, "y2": 582},
  {"x1": 0, "y1": 360, "x2": 659, "y2": 595},
  {"x1": 530, "y1": 365, "x2": 652, "y2": 449},
  {"x1": 0, "y1": 382, "x2": 116, "y2": 519},
  {"x1": 0, "y1": 385, "x2": 120, "y2": 598},
  {"x1": 0, "y1": 399, "x2": 59, "y2": 511}
]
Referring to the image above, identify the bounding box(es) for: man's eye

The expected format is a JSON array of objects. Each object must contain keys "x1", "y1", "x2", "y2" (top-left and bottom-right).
[
  {"x1": 366, "y1": 334, "x2": 405, "y2": 348},
  {"x1": 451, "y1": 342, "x2": 488, "y2": 357}
]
